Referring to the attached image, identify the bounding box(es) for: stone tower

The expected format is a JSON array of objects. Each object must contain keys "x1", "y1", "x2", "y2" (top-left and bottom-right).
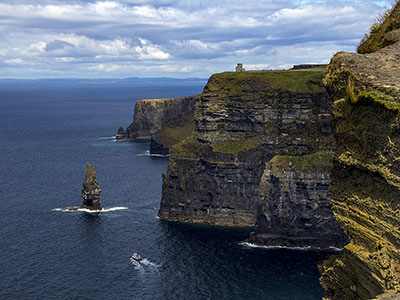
[{"x1": 236, "y1": 63, "x2": 245, "y2": 72}]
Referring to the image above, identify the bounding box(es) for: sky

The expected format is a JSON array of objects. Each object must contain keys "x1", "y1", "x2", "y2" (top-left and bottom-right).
[{"x1": 0, "y1": 0, "x2": 393, "y2": 79}]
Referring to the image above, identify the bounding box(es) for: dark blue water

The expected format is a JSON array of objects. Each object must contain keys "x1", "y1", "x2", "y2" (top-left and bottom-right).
[{"x1": 0, "y1": 81, "x2": 332, "y2": 300}]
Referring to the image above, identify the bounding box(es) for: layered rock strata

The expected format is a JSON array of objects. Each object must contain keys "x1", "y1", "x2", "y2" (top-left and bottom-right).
[
  {"x1": 249, "y1": 151, "x2": 348, "y2": 248},
  {"x1": 320, "y1": 3, "x2": 400, "y2": 298},
  {"x1": 81, "y1": 163, "x2": 101, "y2": 209},
  {"x1": 159, "y1": 69, "x2": 347, "y2": 247},
  {"x1": 117, "y1": 96, "x2": 199, "y2": 154}
]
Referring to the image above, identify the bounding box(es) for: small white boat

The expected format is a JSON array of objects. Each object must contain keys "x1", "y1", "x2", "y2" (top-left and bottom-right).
[{"x1": 131, "y1": 253, "x2": 142, "y2": 262}]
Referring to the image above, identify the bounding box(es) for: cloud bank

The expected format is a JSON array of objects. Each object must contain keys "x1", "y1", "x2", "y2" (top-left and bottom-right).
[{"x1": 0, "y1": 0, "x2": 392, "y2": 78}]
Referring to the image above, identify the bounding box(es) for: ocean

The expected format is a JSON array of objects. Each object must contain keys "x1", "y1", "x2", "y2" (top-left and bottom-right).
[{"x1": 0, "y1": 80, "x2": 334, "y2": 300}]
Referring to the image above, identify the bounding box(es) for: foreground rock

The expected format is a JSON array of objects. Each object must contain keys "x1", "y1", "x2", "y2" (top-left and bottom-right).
[
  {"x1": 319, "y1": 3, "x2": 400, "y2": 299},
  {"x1": 159, "y1": 68, "x2": 347, "y2": 248}
]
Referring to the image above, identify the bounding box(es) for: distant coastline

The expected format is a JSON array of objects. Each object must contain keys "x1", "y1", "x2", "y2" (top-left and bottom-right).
[{"x1": 0, "y1": 77, "x2": 208, "y2": 86}]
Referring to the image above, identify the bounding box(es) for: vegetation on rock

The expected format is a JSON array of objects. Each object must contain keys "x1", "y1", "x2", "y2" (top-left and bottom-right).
[
  {"x1": 269, "y1": 151, "x2": 334, "y2": 172},
  {"x1": 358, "y1": 1, "x2": 400, "y2": 54},
  {"x1": 320, "y1": 2, "x2": 400, "y2": 298},
  {"x1": 203, "y1": 68, "x2": 326, "y2": 95},
  {"x1": 211, "y1": 138, "x2": 260, "y2": 154}
]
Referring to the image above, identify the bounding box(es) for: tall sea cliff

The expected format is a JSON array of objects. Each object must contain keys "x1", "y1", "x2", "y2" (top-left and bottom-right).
[
  {"x1": 158, "y1": 68, "x2": 347, "y2": 248},
  {"x1": 319, "y1": 2, "x2": 400, "y2": 299},
  {"x1": 117, "y1": 95, "x2": 199, "y2": 154}
]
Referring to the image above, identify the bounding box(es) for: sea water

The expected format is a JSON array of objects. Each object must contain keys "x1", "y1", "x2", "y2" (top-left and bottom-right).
[{"x1": 0, "y1": 80, "x2": 334, "y2": 300}]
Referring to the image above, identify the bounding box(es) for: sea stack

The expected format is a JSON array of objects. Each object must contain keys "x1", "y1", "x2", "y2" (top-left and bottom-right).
[
  {"x1": 81, "y1": 163, "x2": 101, "y2": 210},
  {"x1": 116, "y1": 126, "x2": 128, "y2": 140}
]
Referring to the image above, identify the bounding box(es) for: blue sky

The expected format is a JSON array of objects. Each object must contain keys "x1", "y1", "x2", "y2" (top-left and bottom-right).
[{"x1": 0, "y1": 0, "x2": 392, "y2": 78}]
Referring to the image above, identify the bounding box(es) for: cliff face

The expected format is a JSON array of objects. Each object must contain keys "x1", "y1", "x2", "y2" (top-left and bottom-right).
[
  {"x1": 320, "y1": 4, "x2": 400, "y2": 298},
  {"x1": 249, "y1": 151, "x2": 348, "y2": 248},
  {"x1": 159, "y1": 69, "x2": 347, "y2": 247},
  {"x1": 117, "y1": 95, "x2": 199, "y2": 154}
]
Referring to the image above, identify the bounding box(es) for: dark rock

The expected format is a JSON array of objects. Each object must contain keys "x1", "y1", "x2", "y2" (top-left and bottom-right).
[
  {"x1": 116, "y1": 126, "x2": 128, "y2": 140},
  {"x1": 249, "y1": 152, "x2": 349, "y2": 248},
  {"x1": 81, "y1": 163, "x2": 101, "y2": 210},
  {"x1": 160, "y1": 69, "x2": 348, "y2": 247},
  {"x1": 126, "y1": 96, "x2": 199, "y2": 141},
  {"x1": 291, "y1": 64, "x2": 326, "y2": 70},
  {"x1": 150, "y1": 136, "x2": 169, "y2": 156}
]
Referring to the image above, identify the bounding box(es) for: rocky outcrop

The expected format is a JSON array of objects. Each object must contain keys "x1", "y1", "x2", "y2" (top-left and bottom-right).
[
  {"x1": 319, "y1": 3, "x2": 400, "y2": 299},
  {"x1": 150, "y1": 136, "x2": 169, "y2": 156},
  {"x1": 159, "y1": 69, "x2": 347, "y2": 247},
  {"x1": 116, "y1": 126, "x2": 128, "y2": 140},
  {"x1": 81, "y1": 163, "x2": 101, "y2": 209},
  {"x1": 118, "y1": 96, "x2": 199, "y2": 151},
  {"x1": 249, "y1": 151, "x2": 348, "y2": 248}
]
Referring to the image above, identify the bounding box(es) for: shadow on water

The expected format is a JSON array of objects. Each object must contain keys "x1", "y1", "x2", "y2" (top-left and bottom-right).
[
  {"x1": 78, "y1": 213, "x2": 105, "y2": 257},
  {"x1": 155, "y1": 220, "x2": 332, "y2": 300}
]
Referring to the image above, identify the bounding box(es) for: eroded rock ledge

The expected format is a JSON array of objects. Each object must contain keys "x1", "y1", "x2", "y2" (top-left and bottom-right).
[{"x1": 319, "y1": 2, "x2": 400, "y2": 298}]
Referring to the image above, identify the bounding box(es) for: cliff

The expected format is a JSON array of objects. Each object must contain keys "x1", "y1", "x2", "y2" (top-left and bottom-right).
[
  {"x1": 319, "y1": 2, "x2": 400, "y2": 299},
  {"x1": 159, "y1": 69, "x2": 347, "y2": 247},
  {"x1": 249, "y1": 151, "x2": 347, "y2": 248},
  {"x1": 118, "y1": 95, "x2": 199, "y2": 154}
]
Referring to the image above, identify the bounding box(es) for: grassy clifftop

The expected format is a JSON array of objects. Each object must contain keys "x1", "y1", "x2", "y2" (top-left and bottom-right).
[{"x1": 203, "y1": 68, "x2": 326, "y2": 95}]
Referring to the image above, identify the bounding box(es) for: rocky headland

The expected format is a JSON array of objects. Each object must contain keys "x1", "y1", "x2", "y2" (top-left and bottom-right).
[
  {"x1": 319, "y1": 2, "x2": 400, "y2": 299},
  {"x1": 117, "y1": 95, "x2": 199, "y2": 154},
  {"x1": 158, "y1": 68, "x2": 348, "y2": 248}
]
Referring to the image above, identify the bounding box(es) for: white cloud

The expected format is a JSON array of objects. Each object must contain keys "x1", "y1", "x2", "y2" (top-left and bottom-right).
[
  {"x1": 88, "y1": 63, "x2": 121, "y2": 72},
  {"x1": 0, "y1": 0, "x2": 392, "y2": 78},
  {"x1": 135, "y1": 38, "x2": 171, "y2": 59},
  {"x1": 4, "y1": 58, "x2": 26, "y2": 65}
]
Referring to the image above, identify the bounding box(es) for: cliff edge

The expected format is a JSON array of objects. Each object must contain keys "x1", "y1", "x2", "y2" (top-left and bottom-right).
[
  {"x1": 320, "y1": 2, "x2": 400, "y2": 299},
  {"x1": 159, "y1": 69, "x2": 347, "y2": 248},
  {"x1": 117, "y1": 95, "x2": 199, "y2": 154}
]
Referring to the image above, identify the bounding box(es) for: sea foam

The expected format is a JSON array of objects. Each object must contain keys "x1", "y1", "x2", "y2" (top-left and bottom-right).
[
  {"x1": 239, "y1": 241, "x2": 344, "y2": 252},
  {"x1": 53, "y1": 206, "x2": 128, "y2": 213},
  {"x1": 136, "y1": 151, "x2": 169, "y2": 158}
]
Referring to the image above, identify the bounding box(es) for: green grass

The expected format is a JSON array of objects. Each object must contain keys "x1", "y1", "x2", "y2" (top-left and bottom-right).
[
  {"x1": 357, "y1": 1, "x2": 400, "y2": 53},
  {"x1": 269, "y1": 151, "x2": 334, "y2": 171},
  {"x1": 158, "y1": 117, "x2": 195, "y2": 148},
  {"x1": 204, "y1": 68, "x2": 326, "y2": 95},
  {"x1": 171, "y1": 135, "x2": 200, "y2": 157},
  {"x1": 346, "y1": 79, "x2": 400, "y2": 113},
  {"x1": 211, "y1": 138, "x2": 260, "y2": 154}
]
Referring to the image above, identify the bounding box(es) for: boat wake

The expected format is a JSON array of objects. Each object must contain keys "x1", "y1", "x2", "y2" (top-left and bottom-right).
[
  {"x1": 130, "y1": 257, "x2": 161, "y2": 269},
  {"x1": 141, "y1": 258, "x2": 161, "y2": 268},
  {"x1": 239, "y1": 241, "x2": 344, "y2": 252},
  {"x1": 53, "y1": 206, "x2": 128, "y2": 213}
]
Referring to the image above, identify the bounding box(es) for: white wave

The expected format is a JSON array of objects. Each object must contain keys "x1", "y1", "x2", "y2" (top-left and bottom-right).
[
  {"x1": 148, "y1": 153, "x2": 169, "y2": 158},
  {"x1": 136, "y1": 152, "x2": 149, "y2": 156},
  {"x1": 239, "y1": 241, "x2": 344, "y2": 252},
  {"x1": 129, "y1": 258, "x2": 141, "y2": 269},
  {"x1": 97, "y1": 136, "x2": 117, "y2": 140},
  {"x1": 53, "y1": 206, "x2": 128, "y2": 213},
  {"x1": 136, "y1": 151, "x2": 169, "y2": 157}
]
